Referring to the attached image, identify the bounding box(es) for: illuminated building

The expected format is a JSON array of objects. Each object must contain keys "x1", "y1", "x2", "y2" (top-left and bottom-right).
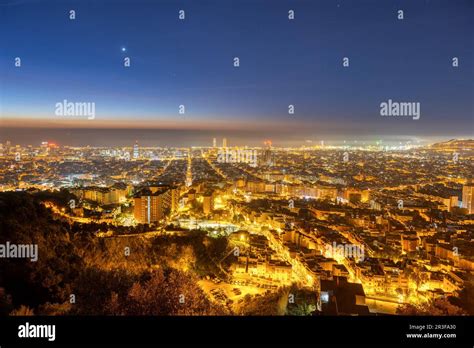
[
  {"x1": 462, "y1": 180, "x2": 474, "y2": 214},
  {"x1": 317, "y1": 186, "x2": 338, "y2": 201},
  {"x1": 133, "y1": 185, "x2": 179, "y2": 224},
  {"x1": 186, "y1": 153, "x2": 193, "y2": 187},
  {"x1": 222, "y1": 138, "x2": 227, "y2": 148},
  {"x1": 401, "y1": 234, "x2": 418, "y2": 252},
  {"x1": 231, "y1": 258, "x2": 293, "y2": 284},
  {"x1": 40, "y1": 141, "x2": 49, "y2": 155},
  {"x1": 133, "y1": 141, "x2": 139, "y2": 159},
  {"x1": 246, "y1": 180, "x2": 266, "y2": 193},
  {"x1": 262, "y1": 140, "x2": 273, "y2": 166},
  {"x1": 5, "y1": 140, "x2": 11, "y2": 155},
  {"x1": 212, "y1": 138, "x2": 216, "y2": 148},
  {"x1": 203, "y1": 191, "x2": 214, "y2": 215},
  {"x1": 78, "y1": 183, "x2": 129, "y2": 205}
]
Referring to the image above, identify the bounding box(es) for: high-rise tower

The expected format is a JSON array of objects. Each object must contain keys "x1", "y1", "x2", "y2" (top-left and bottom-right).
[
  {"x1": 133, "y1": 141, "x2": 139, "y2": 159},
  {"x1": 462, "y1": 179, "x2": 474, "y2": 214}
]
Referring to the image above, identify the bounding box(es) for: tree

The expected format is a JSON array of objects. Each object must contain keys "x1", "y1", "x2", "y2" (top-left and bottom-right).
[
  {"x1": 37, "y1": 302, "x2": 72, "y2": 316},
  {"x1": 238, "y1": 288, "x2": 288, "y2": 316},
  {"x1": 105, "y1": 269, "x2": 227, "y2": 315},
  {"x1": 0, "y1": 290, "x2": 13, "y2": 316},
  {"x1": 69, "y1": 267, "x2": 137, "y2": 315},
  {"x1": 397, "y1": 298, "x2": 466, "y2": 315},
  {"x1": 10, "y1": 305, "x2": 34, "y2": 316}
]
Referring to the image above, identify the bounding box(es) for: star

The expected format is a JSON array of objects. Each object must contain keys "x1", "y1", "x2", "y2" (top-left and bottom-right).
[{"x1": 121, "y1": 47, "x2": 126, "y2": 52}]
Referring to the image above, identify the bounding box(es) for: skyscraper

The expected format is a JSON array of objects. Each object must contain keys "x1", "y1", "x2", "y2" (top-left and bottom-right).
[
  {"x1": 222, "y1": 138, "x2": 227, "y2": 148},
  {"x1": 262, "y1": 140, "x2": 273, "y2": 166},
  {"x1": 133, "y1": 141, "x2": 139, "y2": 159},
  {"x1": 462, "y1": 180, "x2": 474, "y2": 214},
  {"x1": 213, "y1": 138, "x2": 217, "y2": 148}
]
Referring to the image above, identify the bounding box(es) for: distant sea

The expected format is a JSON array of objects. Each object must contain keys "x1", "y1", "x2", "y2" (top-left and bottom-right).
[{"x1": 0, "y1": 127, "x2": 459, "y2": 148}]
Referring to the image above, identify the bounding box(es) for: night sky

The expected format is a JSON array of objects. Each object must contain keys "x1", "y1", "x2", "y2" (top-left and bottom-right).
[{"x1": 0, "y1": 0, "x2": 473, "y2": 146}]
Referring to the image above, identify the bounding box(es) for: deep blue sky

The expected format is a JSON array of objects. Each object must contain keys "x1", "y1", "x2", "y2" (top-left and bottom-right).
[{"x1": 0, "y1": 0, "x2": 473, "y2": 146}]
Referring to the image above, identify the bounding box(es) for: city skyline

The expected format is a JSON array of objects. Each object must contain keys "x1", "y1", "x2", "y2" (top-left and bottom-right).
[
  {"x1": 2, "y1": 127, "x2": 472, "y2": 148},
  {"x1": 2, "y1": 137, "x2": 473, "y2": 319}
]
